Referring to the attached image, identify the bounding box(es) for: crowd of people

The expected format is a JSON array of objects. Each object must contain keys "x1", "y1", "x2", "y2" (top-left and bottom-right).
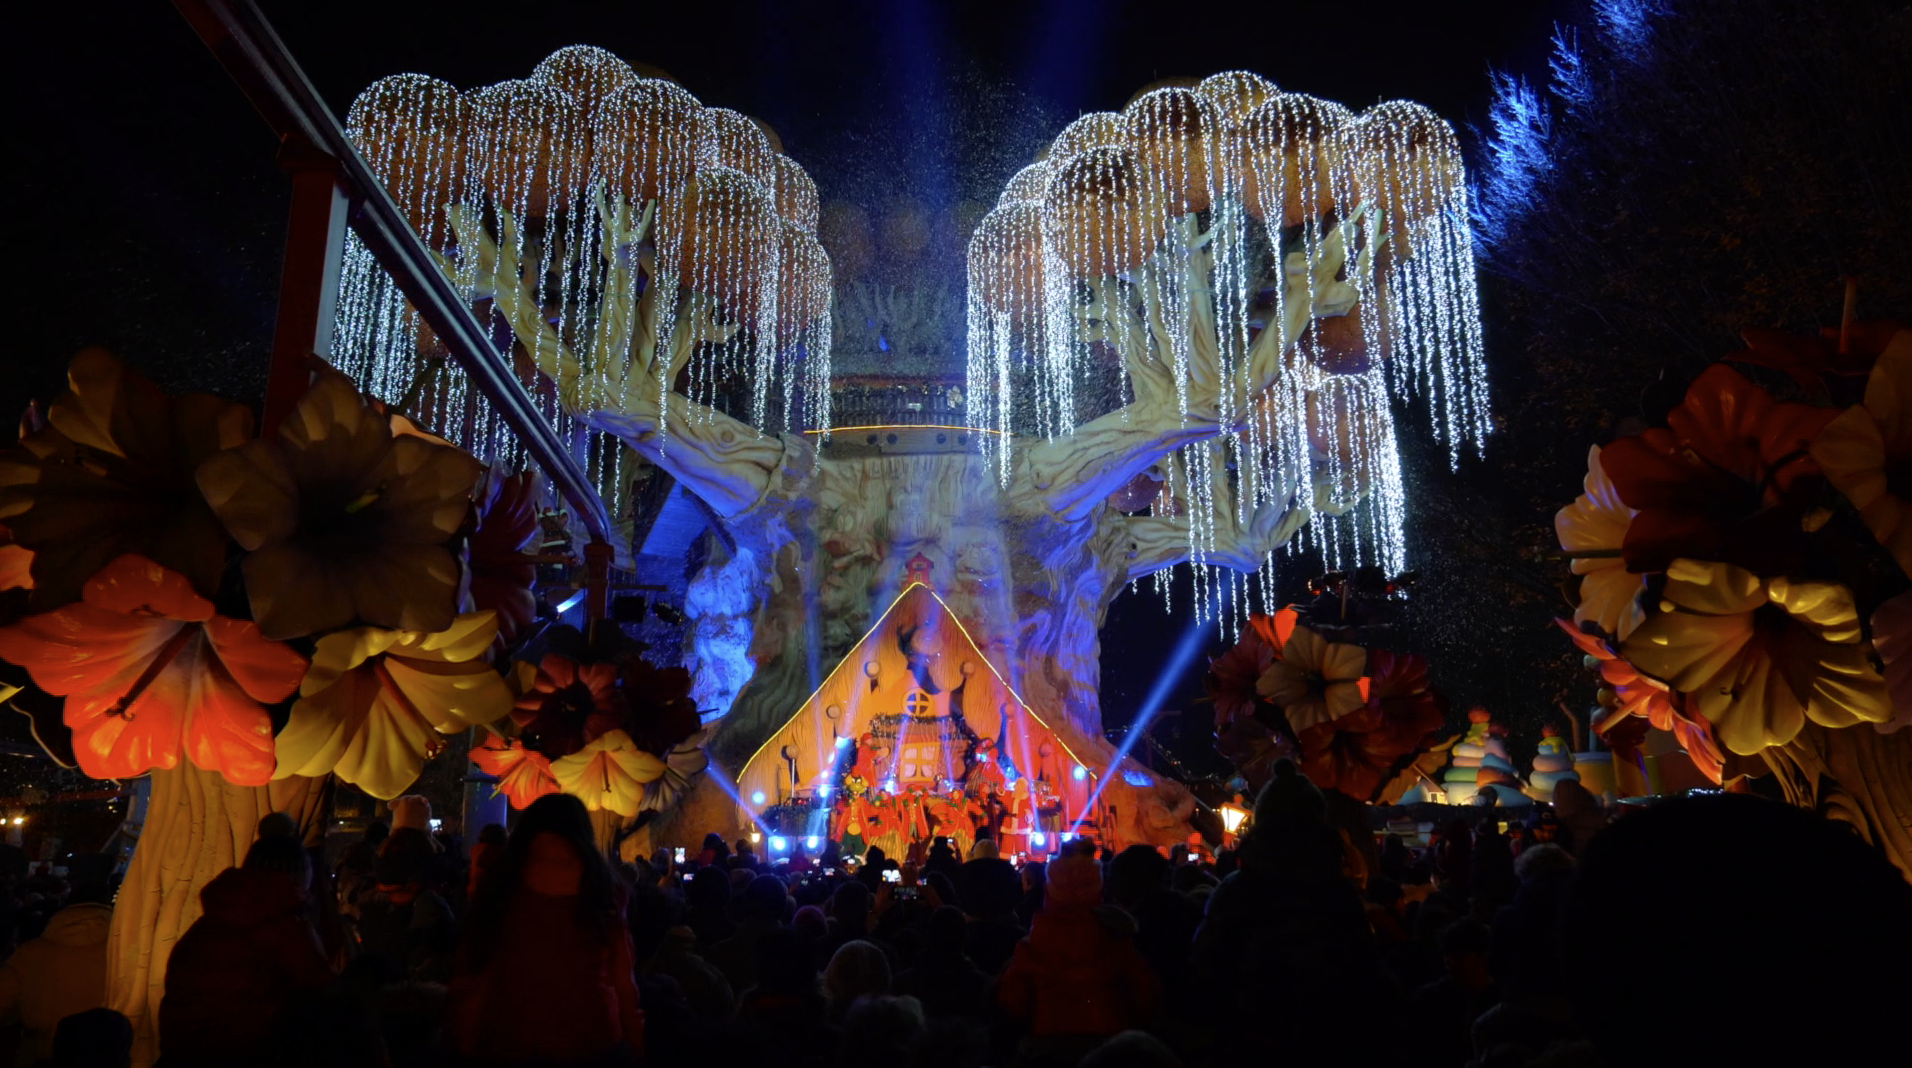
[{"x1": 0, "y1": 761, "x2": 1907, "y2": 1068}]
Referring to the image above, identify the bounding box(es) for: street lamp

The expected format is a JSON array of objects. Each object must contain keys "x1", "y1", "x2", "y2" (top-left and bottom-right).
[{"x1": 1219, "y1": 803, "x2": 1249, "y2": 846}]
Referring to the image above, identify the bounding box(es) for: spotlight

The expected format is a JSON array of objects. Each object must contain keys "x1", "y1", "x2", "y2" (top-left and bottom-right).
[
  {"x1": 816, "y1": 784, "x2": 832, "y2": 798},
  {"x1": 751, "y1": 791, "x2": 766, "y2": 806},
  {"x1": 1030, "y1": 831, "x2": 1045, "y2": 847},
  {"x1": 1072, "y1": 765, "x2": 1087, "y2": 782},
  {"x1": 835, "y1": 736, "x2": 851, "y2": 749},
  {"x1": 805, "y1": 836, "x2": 820, "y2": 850},
  {"x1": 769, "y1": 836, "x2": 788, "y2": 853}
]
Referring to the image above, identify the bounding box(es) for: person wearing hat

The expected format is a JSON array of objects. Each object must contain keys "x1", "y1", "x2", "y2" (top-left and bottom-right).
[
  {"x1": 1190, "y1": 760, "x2": 1405, "y2": 1065},
  {"x1": 0, "y1": 855, "x2": 115, "y2": 1066},
  {"x1": 997, "y1": 854, "x2": 1159, "y2": 1062},
  {"x1": 159, "y1": 835, "x2": 335, "y2": 1064}
]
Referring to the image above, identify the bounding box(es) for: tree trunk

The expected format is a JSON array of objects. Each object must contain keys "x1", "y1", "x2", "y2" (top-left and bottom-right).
[
  {"x1": 106, "y1": 764, "x2": 329, "y2": 1067},
  {"x1": 1762, "y1": 723, "x2": 1912, "y2": 884}
]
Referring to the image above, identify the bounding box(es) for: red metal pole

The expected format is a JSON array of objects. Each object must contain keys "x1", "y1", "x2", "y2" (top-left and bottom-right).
[{"x1": 262, "y1": 135, "x2": 347, "y2": 438}]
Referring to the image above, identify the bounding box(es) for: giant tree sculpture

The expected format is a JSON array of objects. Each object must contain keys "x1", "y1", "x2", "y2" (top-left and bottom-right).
[{"x1": 345, "y1": 56, "x2": 1490, "y2": 846}]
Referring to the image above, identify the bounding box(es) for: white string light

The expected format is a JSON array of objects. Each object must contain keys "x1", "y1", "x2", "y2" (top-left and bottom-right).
[{"x1": 967, "y1": 75, "x2": 1489, "y2": 629}]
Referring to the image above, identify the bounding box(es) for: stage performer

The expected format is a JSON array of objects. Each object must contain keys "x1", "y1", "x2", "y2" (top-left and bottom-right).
[
  {"x1": 902, "y1": 786, "x2": 932, "y2": 853},
  {"x1": 968, "y1": 739, "x2": 1007, "y2": 794},
  {"x1": 869, "y1": 789, "x2": 905, "y2": 861},
  {"x1": 849, "y1": 732, "x2": 886, "y2": 783},
  {"x1": 925, "y1": 780, "x2": 966, "y2": 858},
  {"x1": 836, "y1": 777, "x2": 874, "y2": 861},
  {"x1": 998, "y1": 779, "x2": 1032, "y2": 857}
]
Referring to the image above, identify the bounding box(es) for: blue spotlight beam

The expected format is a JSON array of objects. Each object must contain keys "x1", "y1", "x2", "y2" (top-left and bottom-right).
[{"x1": 1075, "y1": 614, "x2": 1214, "y2": 830}]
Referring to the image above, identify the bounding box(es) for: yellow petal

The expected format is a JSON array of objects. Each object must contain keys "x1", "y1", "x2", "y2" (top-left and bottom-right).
[
  {"x1": 1556, "y1": 445, "x2": 1634, "y2": 555},
  {"x1": 1696, "y1": 645, "x2": 1806, "y2": 755},
  {"x1": 300, "y1": 626, "x2": 403, "y2": 697},
  {"x1": 1769, "y1": 579, "x2": 1862, "y2": 638},
  {"x1": 1864, "y1": 330, "x2": 1911, "y2": 447},
  {"x1": 387, "y1": 611, "x2": 501, "y2": 664},
  {"x1": 550, "y1": 729, "x2": 663, "y2": 818},
  {"x1": 1810, "y1": 407, "x2": 1888, "y2": 509},
  {"x1": 1663, "y1": 559, "x2": 1767, "y2": 616},
  {"x1": 1319, "y1": 638, "x2": 1367, "y2": 683},
  {"x1": 381, "y1": 655, "x2": 514, "y2": 732},
  {"x1": 1625, "y1": 610, "x2": 1755, "y2": 694},
  {"x1": 1324, "y1": 681, "x2": 1367, "y2": 721},
  {"x1": 1575, "y1": 566, "x2": 1647, "y2": 639}
]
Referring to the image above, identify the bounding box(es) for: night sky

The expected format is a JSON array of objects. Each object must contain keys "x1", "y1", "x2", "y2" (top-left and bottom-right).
[{"x1": 15, "y1": 0, "x2": 1569, "y2": 761}]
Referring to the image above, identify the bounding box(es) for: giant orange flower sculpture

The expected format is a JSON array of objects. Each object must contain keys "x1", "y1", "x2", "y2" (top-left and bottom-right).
[
  {"x1": 0, "y1": 554, "x2": 305, "y2": 785},
  {"x1": 512, "y1": 654, "x2": 619, "y2": 760},
  {"x1": 469, "y1": 736, "x2": 561, "y2": 809},
  {"x1": 1256, "y1": 624, "x2": 1368, "y2": 733},
  {"x1": 1622, "y1": 559, "x2": 1890, "y2": 755},
  {"x1": 0, "y1": 350, "x2": 251, "y2": 608},
  {"x1": 1295, "y1": 649, "x2": 1445, "y2": 802},
  {"x1": 1206, "y1": 628, "x2": 1276, "y2": 729},
  {"x1": 1602, "y1": 365, "x2": 1837, "y2": 576},
  {"x1": 551, "y1": 729, "x2": 664, "y2": 818},
  {"x1": 1810, "y1": 329, "x2": 1912, "y2": 576},
  {"x1": 618, "y1": 657, "x2": 702, "y2": 757},
  {"x1": 195, "y1": 371, "x2": 483, "y2": 641},
  {"x1": 274, "y1": 610, "x2": 512, "y2": 799},
  {"x1": 1556, "y1": 445, "x2": 1645, "y2": 639}
]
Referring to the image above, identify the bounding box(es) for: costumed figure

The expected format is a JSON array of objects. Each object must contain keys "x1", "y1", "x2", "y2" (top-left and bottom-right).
[
  {"x1": 1031, "y1": 778, "x2": 1062, "y2": 855},
  {"x1": 835, "y1": 775, "x2": 873, "y2": 860},
  {"x1": 849, "y1": 732, "x2": 884, "y2": 783},
  {"x1": 927, "y1": 779, "x2": 972, "y2": 857},
  {"x1": 902, "y1": 786, "x2": 932, "y2": 854},
  {"x1": 1525, "y1": 725, "x2": 1581, "y2": 802},
  {"x1": 870, "y1": 789, "x2": 905, "y2": 861},
  {"x1": 997, "y1": 779, "x2": 1032, "y2": 857},
  {"x1": 968, "y1": 739, "x2": 1007, "y2": 794}
]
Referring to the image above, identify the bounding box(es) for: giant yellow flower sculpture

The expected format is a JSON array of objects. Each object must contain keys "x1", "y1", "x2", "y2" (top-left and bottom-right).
[
  {"x1": 1622, "y1": 559, "x2": 1889, "y2": 755},
  {"x1": 551, "y1": 728, "x2": 664, "y2": 818},
  {"x1": 274, "y1": 610, "x2": 512, "y2": 798},
  {"x1": 195, "y1": 371, "x2": 484, "y2": 641},
  {"x1": 1257, "y1": 624, "x2": 1368, "y2": 733},
  {"x1": 1810, "y1": 329, "x2": 1912, "y2": 576},
  {"x1": 1556, "y1": 444, "x2": 1645, "y2": 639}
]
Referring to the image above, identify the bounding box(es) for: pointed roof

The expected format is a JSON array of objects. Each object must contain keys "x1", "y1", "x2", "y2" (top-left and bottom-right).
[{"x1": 735, "y1": 582, "x2": 1095, "y2": 810}]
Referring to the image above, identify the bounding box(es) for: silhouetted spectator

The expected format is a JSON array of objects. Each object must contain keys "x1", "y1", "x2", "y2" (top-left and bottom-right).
[
  {"x1": 448, "y1": 794, "x2": 643, "y2": 1065},
  {"x1": 1562, "y1": 795, "x2": 1912, "y2": 1068}
]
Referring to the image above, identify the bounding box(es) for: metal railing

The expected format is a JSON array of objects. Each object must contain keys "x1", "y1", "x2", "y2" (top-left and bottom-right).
[{"x1": 172, "y1": 0, "x2": 613, "y2": 543}]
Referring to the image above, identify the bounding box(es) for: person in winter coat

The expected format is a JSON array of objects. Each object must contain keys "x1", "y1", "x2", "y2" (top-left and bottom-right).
[
  {"x1": 997, "y1": 854, "x2": 1160, "y2": 1062},
  {"x1": 1191, "y1": 760, "x2": 1406, "y2": 1067},
  {"x1": 448, "y1": 793, "x2": 644, "y2": 1066},
  {"x1": 158, "y1": 835, "x2": 335, "y2": 1065},
  {"x1": 356, "y1": 828, "x2": 457, "y2": 984},
  {"x1": 0, "y1": 876, "x2": 111, "y2": 1066}
]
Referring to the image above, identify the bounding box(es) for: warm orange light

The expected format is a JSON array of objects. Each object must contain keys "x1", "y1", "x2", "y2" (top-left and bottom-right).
[{"x1": 1219, "y1": 804, "x2": 1248, "y2": 835}]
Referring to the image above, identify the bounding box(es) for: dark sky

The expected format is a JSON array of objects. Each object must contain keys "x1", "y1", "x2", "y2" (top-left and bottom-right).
[{"x1": 13, "y1": 0, "x2": 1565, "y2": 750}]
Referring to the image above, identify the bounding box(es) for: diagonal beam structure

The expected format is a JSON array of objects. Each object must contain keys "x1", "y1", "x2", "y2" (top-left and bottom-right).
[{"x1": 172, "y1": 0, "x2": 614, "y2": 544}]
